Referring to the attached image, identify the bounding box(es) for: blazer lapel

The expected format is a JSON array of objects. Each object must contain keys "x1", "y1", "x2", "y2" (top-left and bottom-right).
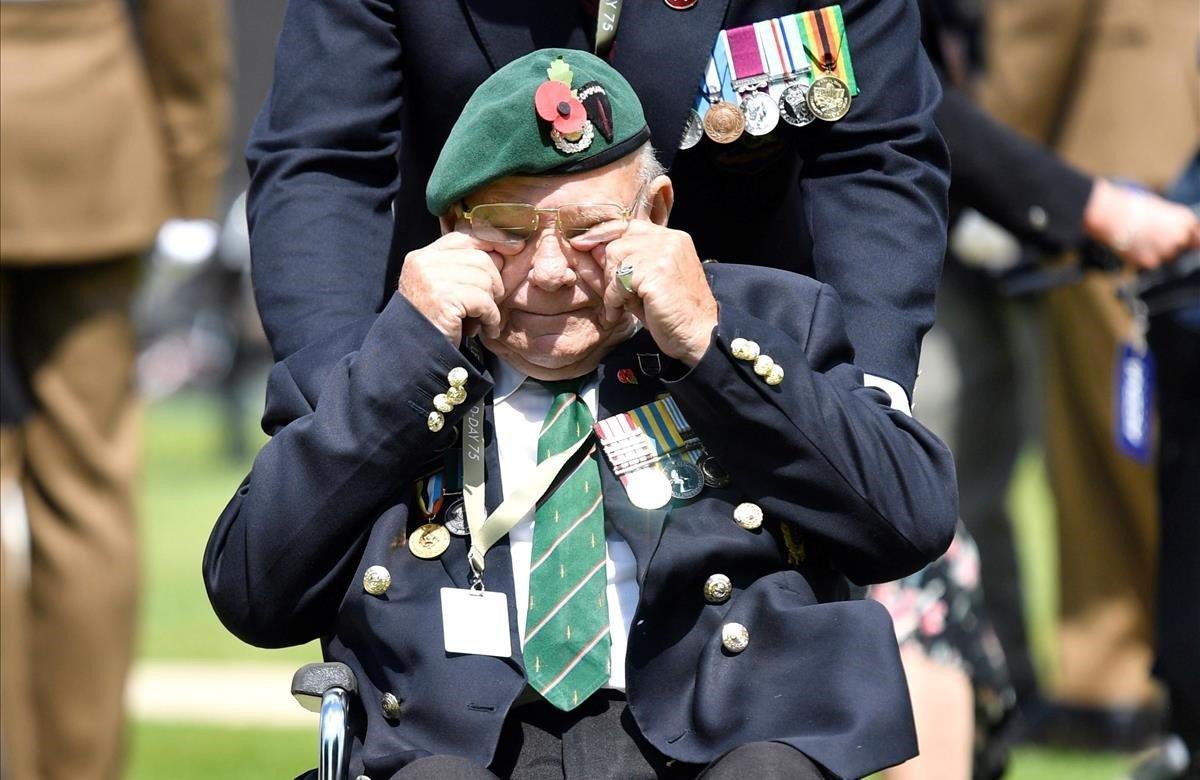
[
  {"x1": 611, "y1": 0, "x2": 732, "y2": 168},
  {"x1": 459, "y1": 0, "x2": 590, "y2": 72}
]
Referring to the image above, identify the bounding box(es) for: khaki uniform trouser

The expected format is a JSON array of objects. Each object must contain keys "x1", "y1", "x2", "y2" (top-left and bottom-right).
[
  {"x1": 1043, "y1": 273, "x2": 1159, "y2": 707},
  {"x1": 0, "y1": 256, "x2": 140, "y2": 780}
]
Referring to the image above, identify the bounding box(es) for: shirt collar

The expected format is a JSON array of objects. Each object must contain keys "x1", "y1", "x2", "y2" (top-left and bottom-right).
[
  {"x1": 490, "y1": 356, "x2": 608, "y2": 405},
  {"x1": 490, "y1": 356, "x2": 531, "y2": 404}
]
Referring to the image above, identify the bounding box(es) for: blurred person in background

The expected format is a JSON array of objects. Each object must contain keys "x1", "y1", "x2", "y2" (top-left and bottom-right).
[
  {"x1": 0, "y1": 1, "x2": 229, "y2": 777},
  {"x1": 868, "y1": 3, "x2": 1199, "y2": 778},
  {"x1": 979, "y1": 0, "x2": 1199, "y2": 752},
  {"x1": 0, "y1": 315, "x2": 34, "y2": 778},
  {"x1": 133, "y1": 1, "x2": 286, "y2": 461},
  {"x1": 1134, "y1": 154, "x2": 1200, "y2": 779}
]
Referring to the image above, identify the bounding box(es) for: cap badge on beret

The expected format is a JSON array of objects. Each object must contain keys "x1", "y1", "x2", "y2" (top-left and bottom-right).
[
  {"x1": 534, "y1": 57, "x2": 614, "y2": 155},
  {"x1": 578, "y1": 82, "x2": 614, "y2": 142}
]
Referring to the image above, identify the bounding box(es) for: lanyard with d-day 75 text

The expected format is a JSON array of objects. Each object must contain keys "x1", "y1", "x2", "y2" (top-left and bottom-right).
[{"x1": 442, "y1": 402, "x2": 595, "y2": 658}]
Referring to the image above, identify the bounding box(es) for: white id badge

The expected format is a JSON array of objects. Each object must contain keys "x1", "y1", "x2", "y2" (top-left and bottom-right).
[{"x1": 440, "y1": 588, "x2": 512, "y2": 657}]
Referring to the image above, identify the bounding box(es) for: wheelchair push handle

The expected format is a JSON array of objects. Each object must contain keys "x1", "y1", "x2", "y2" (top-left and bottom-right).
[
  {"x1": 291, "y1": 662, "x2": 358, "y2": 713},
  {"x1": 293, "y1": 662, "x2": 359, "y2": 780}
]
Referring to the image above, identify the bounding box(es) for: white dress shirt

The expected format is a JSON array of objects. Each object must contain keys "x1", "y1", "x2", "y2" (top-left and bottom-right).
[{"x1": 491, "y1": 359, "x2": 639, "y2": 691}]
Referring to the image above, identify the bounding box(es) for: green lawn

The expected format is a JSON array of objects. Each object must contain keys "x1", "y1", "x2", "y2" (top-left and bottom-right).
[
  {"x1": 1009, "y1": 748, "x2": 1130, "y2": 780},
  {"x1": 125, "y1": 725, "x2": 1131, "y2": 780},
  {"x1": 137, "y1": 393, "x2": 317, "y2": 664},
  {"x1": 126, "y1": 723, "x2": 312, "y2": 780},
  {"x1": 129, "y1": 394, "x2": 1133, "y2": 779}
]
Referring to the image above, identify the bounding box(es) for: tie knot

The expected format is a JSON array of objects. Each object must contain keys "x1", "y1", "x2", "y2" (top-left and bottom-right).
[{"x1": 534, "y1": 376, "x2": 588, "y2": 399}]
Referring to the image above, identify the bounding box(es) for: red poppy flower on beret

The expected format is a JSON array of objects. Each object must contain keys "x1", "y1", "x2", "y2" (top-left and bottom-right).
[{"x1": 534, "y1": 80, "x2": 586, "y2": 136}]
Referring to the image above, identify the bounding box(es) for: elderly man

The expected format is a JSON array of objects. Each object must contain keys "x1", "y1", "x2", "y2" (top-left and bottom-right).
[{"x1": 205, "y1": 50, "x2": 956, "y2": 780}]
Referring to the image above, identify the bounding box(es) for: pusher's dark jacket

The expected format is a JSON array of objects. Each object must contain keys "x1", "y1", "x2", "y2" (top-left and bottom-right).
[
  {"x1": 204, "y1": 265, "x2": 957, "y2": 779},
  {"x1": 245, "y1": 0, "x2": 949, "y2": 400}
]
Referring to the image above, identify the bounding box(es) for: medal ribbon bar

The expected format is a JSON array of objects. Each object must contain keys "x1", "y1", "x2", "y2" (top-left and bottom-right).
[
  {"x1": 595, "y1": 399, "x2": 703, "y2": 479},
  {"x1": 794, "y1": 6, "x2": 859, "y2": 95},
  {"x1": 777, "y1": 16, "x2": 811, "y2": 85},
  {"x1": 727, "y1": 24, "x2": 769, "y2": 92},
  {"x1": 711, "y1": 31, "x2": 739, "y2": 103}
]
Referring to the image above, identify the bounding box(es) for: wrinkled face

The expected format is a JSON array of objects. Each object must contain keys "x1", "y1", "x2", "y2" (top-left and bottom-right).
[{"x1": 448, "y1": 154, "x2": 668, "y2": 380}]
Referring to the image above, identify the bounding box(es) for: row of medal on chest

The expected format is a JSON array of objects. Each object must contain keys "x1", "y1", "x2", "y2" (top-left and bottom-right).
[
  {"x1": 680, "y1": 70, "x2": 853, "y2": 149},
  {"x1": 389, "y1": 454, "x2": 746, "y2": 563}
]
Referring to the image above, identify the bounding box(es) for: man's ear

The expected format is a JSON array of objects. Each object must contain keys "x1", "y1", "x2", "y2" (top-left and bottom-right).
[{"x1": 648, "y1": 175, "x2": 674, "y2": 226}]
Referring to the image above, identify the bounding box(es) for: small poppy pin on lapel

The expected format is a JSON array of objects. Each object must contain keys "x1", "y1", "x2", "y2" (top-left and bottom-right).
[{"x1": 617, "y1": 368, "x2": 638, "y2": 385}]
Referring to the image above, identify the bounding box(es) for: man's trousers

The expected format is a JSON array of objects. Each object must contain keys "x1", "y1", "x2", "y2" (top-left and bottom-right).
[
  {"x1": 1043, "y1": 274, "x2": 1159, "y2": 709},
  {"x1": 304, "y1": 690, "x2": 832, "y2": 780},
  {"x1": 0, "y1": 256, "x2": 141, "y2": 780}
]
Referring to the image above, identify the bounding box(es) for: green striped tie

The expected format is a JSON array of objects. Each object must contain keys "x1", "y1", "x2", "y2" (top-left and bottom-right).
[{"x1": 524, "y1": 378, "x2": 611, "y2": 711}]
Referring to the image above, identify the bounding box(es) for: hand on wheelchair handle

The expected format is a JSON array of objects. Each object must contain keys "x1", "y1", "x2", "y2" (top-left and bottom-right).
[{"x1": 1083, "y1": 179, "x2": 1200, "y2": 271}]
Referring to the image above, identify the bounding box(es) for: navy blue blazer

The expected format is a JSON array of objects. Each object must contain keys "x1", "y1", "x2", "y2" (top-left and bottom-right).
[
  {"x1": 204, "y1": 264, "x2": 957, "y2": 779},
  {"x1": 245, "y1": 0, "x2": 949, "y2": 400}
]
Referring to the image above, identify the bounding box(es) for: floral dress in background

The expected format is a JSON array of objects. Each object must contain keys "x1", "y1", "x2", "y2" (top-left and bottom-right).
[{"x1": 867, "y1": 524, "x2": 1017, "y2": 780}]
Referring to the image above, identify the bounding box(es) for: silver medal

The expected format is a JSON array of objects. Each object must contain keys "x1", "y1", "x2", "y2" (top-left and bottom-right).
[
  {"x1": 699, "y1": 454, "x2": 731, "y2": 488},
  {"x1": 738, "y1": 91, "x2": 780, "y2": 136},
  {"x1": 624, "y1": 468, "x2": 673, "y2": 510},
  {"x1": 441, "y1": 498, "x2": 468, "y2": 536},
  {"x1": 665, "y1": 458, "x2": 704, "y2": 500},
  {"x1": 679, "y1": 109, "x2": 704, "y2": 150},
  {"x1": 779, "y1": 83, "x2": 815, "y2": 127}
]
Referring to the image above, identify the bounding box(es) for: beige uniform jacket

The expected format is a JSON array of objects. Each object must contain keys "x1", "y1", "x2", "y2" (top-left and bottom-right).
[
  {"x1": 980, "y1": 0, "x2": 1199, "y2": 187},
  {"x1": 0, "y1": 0, "x2": 230, "y2": 264}
]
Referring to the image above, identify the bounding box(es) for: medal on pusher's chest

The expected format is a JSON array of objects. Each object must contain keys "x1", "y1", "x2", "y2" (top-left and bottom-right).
[
  {"x1": 806, "y1": 73, "x2": 850, "y2": 122},
  {"x1": 727, "y1": 23, "x2": 779, "y2": 136},
  {"x1": 702, "y1": 35, "x2": 745, "y2": 144},
  {"x1": 738, "y1": 91, "x2": 779, "y2": 136},
  {"x1": 768, "y1": 16, "x2": 815, "y2": 127},
  {"x1": 703, "y1": 99, "x2": 745, "y2": 144},
  {"x1": 797, "y1": 7, "x2": 853, "y2": 122},
  {"x1": 679, "y1": 108, "x2": 705, "y2": 150}
]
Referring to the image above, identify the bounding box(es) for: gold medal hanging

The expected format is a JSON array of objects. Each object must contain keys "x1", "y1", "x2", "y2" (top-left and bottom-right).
[
  {"x1": 796, "y1": 9, "x2": 852, "y2": 122},
  {"x1": 409, "y1": 522, "x2": 451, "y2": 559},
  {"x1": 806, "y1": 75, "x2": 850, "y2": 121}
]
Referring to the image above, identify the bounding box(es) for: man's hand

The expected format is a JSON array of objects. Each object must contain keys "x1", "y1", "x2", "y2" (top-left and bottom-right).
[
  {"x1": 572, "y1": 221, "x2": 718, "y2": 366},
  {"x1": 1084, "y1": 179, "x2": 1200, "y2": 270},
  {"x1": 398, "y1": 229, "x2": 523, "y2": 344}
]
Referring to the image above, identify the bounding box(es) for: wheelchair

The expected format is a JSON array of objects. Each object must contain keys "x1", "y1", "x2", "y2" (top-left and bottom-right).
[{"x1": 292, "y1": 662, "x2": 359, "y2": 780}]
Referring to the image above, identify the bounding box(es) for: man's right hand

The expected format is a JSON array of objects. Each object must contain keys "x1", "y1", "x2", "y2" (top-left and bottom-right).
[
  {"x1": 1083, "y1": 179, "x2": 1200, "y2": 270},
  {"x1": 397, "y1": 230, "x2": 523, "y2": 344}
]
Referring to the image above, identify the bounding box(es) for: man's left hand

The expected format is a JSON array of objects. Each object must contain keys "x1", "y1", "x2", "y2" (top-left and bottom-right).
[{"x1": 572, "y1": 221, "x2": 718, "y2": 366}]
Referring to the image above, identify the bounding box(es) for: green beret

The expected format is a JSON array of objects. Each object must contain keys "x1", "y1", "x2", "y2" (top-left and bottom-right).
[{"x1": 426, "y1": 48, "x2": 651, "y2": 216}]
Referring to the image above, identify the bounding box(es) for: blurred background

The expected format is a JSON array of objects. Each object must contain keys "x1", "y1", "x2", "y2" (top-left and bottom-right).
[{"x1": 1, "y1": 0, "x2": 1196, "y2": 778}]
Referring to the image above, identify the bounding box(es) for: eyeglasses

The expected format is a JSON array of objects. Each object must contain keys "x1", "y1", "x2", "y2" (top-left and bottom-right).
[{"x1": 458, "y1": 183, "x2": 647, "y2": 244}]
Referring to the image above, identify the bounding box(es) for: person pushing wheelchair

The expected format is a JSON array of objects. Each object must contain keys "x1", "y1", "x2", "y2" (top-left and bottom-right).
[{"x1": 204, "y1": 50, "x2": 957, "y2": 780}]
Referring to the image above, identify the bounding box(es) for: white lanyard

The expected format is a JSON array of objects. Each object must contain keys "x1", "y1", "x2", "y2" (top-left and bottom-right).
[{"x1": 461, "y1": 403, "x2": 595, "y2": 586}]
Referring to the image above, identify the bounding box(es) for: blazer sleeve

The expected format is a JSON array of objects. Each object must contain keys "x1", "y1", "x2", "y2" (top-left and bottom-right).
[
  {"x1": 798, "y1": 0, "x2": 950, "y2": 399},
  {"x1": 939, "y1": 84, "x2": 1093, "y2": 252},
  {"x1": 202, "y1": 293, "x2": 492, "y2": 648},
  {"x1": 138, "y1": 0, "x2": 232, "y2": 218},
  {"x1": 244, "y1": 0, "x2": 404, "y2": 363},
  {"x1": 666, "y1": 268, "x2": 957, "y2": 585}
]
